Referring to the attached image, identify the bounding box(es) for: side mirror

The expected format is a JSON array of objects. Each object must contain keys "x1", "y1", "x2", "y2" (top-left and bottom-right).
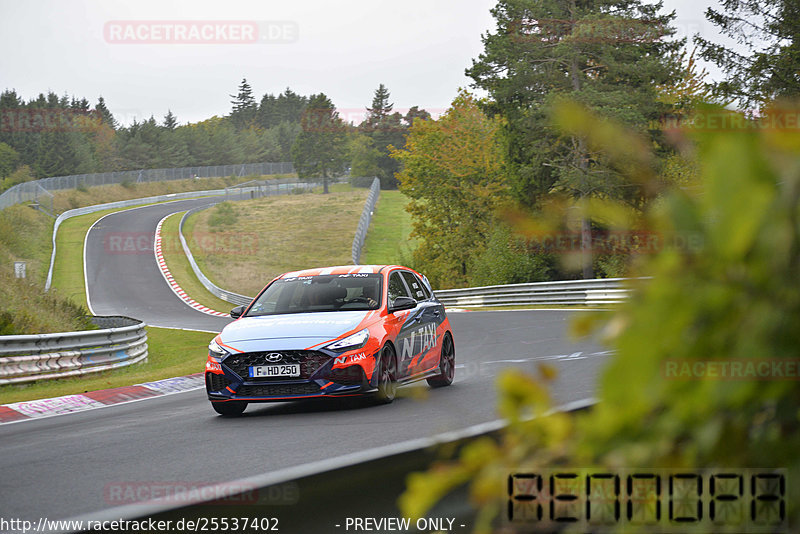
[
  {"x1": 230, "y1": 305, "x2": 245, "y2": 319},
  {"x1": 389, "y1": 296, "x2": 417, "y2": 313}
]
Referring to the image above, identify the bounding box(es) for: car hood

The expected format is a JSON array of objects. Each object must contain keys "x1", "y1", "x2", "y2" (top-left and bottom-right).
[{"x1": 218, "y1": 310, "x2": 376, "y2": 352}]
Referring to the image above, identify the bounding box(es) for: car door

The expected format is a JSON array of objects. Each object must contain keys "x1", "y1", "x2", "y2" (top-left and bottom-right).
[
  {"x1": 386, "y1": 270, "x2": 420, "y2": 378},
  {"x1": 399, "y1": 270, "x2": 441, "y2": 375}
]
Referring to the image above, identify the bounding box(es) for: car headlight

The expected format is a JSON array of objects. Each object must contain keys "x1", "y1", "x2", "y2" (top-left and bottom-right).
[
  {"x1": 326, "y1": 328, "x2": 370, "y2": 351},
  {"x1": 208, "y1": 339, "x2": 229, "y2": 359}
]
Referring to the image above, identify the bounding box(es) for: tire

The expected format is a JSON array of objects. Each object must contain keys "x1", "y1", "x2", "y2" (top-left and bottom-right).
[
  {"x1": 427, "y1": 332, "x2": 455, "y2": 388},
  {"x1": 375, "y1": 345, "x2": 397, "y2": 404},
  {"x1": 212, "y1": 401, "x2": 247, "y2": 416}
]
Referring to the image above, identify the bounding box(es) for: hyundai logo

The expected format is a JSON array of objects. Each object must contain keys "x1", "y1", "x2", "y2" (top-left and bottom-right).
[{"x1": 265, "y1": 352, "x2": 283, "y2": 363}]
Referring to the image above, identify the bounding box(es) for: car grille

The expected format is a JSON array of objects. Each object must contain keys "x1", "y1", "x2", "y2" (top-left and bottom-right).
[
  {"x1": 328, "y1": 365, "x2": 368, "y2": 386},
  {"x1": 206, "y1": 373, "x2": 231, "y2": 392},
  {"x1": 223, "y1": 351, "x2": 330, "y2": 380},
  {"x1": 236, "y1": 383, "x2": 321, "y2": 397}
]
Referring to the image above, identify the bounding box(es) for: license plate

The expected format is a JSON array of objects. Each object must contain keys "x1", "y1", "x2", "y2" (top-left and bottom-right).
[{"x1": 249, "y1": 364, "x2": 301, "y2": 378}]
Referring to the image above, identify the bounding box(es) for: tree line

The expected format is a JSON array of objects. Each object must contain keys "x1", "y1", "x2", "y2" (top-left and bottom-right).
[{"x1": 0, "y1": 81, "x2": 430, "y2": 194}]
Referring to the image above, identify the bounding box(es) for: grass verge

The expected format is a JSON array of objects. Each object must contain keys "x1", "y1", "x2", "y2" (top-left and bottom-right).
[
  {"x1": 0, "y1": 205, "x2": 95, "y2": 334},
  {"x1": 188, "y1": 188, "x2": 369, "y2": 296},
  {"x1": 159, "y1": 212, "x2": 236, "y2": 313},
  {"x1": 360, "y1": 190, "x2": 416, "y2": 266},
  {"x1": 0, "y1": 326, "x2": 212, "y2": 404},
  {"x1": 52, "y1": 174, "x2": 297, "y2": 214}
]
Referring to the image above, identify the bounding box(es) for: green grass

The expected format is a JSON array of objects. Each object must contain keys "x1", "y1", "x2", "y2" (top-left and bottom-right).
[
  {"x1": 0, "y1": 205, "x2": 99, "y2": 335},
  {"x1": 0, "y1": 326, "x2": 213, "y2": 404},
  {"x1": 361, "y1": 190, "x2": 416, "y2": 266},
  {"x1": 159, "y1": 212, "x2": 236, "y2": 313},
  {"x1": 188, "y1": 189, "x2": 370, "y2": 296},
  {"x1": 0, "y1": 205, "x2": 54, "y2": 285}
]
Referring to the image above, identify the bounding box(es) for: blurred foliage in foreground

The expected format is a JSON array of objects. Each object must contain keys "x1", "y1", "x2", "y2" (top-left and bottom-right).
[{"x1": 399, "y1": 101, "x2": 800, "y2": 531}]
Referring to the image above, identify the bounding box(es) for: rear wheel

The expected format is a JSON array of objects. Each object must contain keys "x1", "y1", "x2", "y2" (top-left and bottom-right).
[
  {"x1": 212, "y1": 401, "x2": 247, "y2": 416},
  {"x1": 427, "y1": 333, "x2": 455, "y2": 388},
  {"x1": 375, "y1": 345, "x2": 397, "y2": 404}
]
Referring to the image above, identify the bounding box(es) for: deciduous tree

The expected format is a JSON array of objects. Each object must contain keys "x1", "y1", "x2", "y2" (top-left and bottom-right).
[{"x1": 392, "y1": 91, "x2": 507, "y2": 288}]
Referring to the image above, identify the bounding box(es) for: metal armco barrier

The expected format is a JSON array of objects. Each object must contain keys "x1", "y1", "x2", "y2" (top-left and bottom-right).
[
  {"x1": 0, "y1": 316, "x2": 147, "y2": 385},
  {"x1": 434, "y1": 278, "x2": 636, "y2": 307},
  {"x1": 178, "y1": 206, "x2": 253, "y2": 308},
  {"x1": 0, "y1": 161, "x2": 295, "y2": 212},
  {"x1": 351, "y1": 177, "x2": 380, "y2": 265}
]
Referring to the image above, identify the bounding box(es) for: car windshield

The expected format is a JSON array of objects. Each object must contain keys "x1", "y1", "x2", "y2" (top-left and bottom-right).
[{"x1": 245, "y1": 274, "x2": 382, "y2": 316}]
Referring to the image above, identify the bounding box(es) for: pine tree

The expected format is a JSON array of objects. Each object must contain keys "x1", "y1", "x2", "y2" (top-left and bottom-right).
[
  {"x1": 291, "y1": 93, "x2": 346, "y2": 193},
  {"x1": 360, "y1": 85, "x2": 408, "y2": 188},
  {"x1": 467, "y1": 0, "x2": 681, "y2": 277},
  {"x1": 694, "y1": 0, "x2": 800, "y2": 110},
  {"x1": 257, "y1": 88, "x2": 309, "y2": 129},
  {"x1": 364, "y1": 83, "x2": 394, "y2": 127},
  {"x1": 94, "y1": 96, "x2": 117, "y2": 129},
  {"x1": 163, "y1": 110, "x2": 178, "y2": 130},
  {"x1": 229, "y1": 78, "x2": 257, "y2": 129}
]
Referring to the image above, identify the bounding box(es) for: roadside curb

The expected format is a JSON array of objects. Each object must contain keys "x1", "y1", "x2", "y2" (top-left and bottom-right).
[
  {"x1": 154, "y1": 214, "x2": 229, "y2": 317},
  {"x1": 0, "y1": 373, "x2": 205, "y2": 425}
]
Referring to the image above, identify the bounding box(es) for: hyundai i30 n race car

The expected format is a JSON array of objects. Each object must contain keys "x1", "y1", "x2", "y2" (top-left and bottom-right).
[{"x1": 205, "y1": 265, "x2": 455, "y2": 416}]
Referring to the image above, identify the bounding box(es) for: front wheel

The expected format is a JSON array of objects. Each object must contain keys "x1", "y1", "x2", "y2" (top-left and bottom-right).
[
  {"x1": 375, "y1": 345, "x2": 397, "y2": 404},
  {"x1": 427, "y1": 333, "x2": 454, "y2": 388},
  {"x1": 212, "y1": 401, "x2": 247, "y2": 416}
]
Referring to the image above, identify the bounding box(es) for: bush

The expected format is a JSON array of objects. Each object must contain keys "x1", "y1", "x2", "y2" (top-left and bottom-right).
[
  {"x1": 207, "y1": 202, "x2": 237, "y2": 230},
  {"x1": 0, "y1": 165, "x2": 36, "y2": 193},
  {"x1": 469, "y1": 224, "x2": 553, "y2": 286}
]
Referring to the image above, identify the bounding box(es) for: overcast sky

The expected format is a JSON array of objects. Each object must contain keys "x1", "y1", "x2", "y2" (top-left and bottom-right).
[{"x1": 0, "y1": 0, "x2": 733, "y2": 126}]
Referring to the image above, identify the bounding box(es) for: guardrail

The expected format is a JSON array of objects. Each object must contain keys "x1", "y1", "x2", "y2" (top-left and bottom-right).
[
  {"x1": 351, "y1": 177, "x2": 380, "y2": 264},
  {"x1": 434, "y1": 278, "x2": 636, "y2": 307},
  {"x1": 0, "y1": 316, "x2": 147, "y2": 385},
  {"x1": 178, "y1": 206, "x2": 253, "y2": 308}
]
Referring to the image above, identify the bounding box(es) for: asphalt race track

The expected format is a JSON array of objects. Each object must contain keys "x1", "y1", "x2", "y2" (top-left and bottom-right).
[
  {"x1": 84, "y1": 198, "x2": 234, "y2": 332},
  {"x1": 0, "y1": 200, "x2": 612, "y2": 525}
]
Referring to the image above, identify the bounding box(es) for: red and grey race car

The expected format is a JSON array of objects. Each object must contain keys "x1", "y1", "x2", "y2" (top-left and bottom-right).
[{"x1": 205, "y1": 265, "x2": 455, "y2": 416}]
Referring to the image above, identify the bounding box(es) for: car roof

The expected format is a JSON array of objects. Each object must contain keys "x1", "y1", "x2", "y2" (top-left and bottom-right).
[{"x1": 279, "y1": 265, "x2": 408, "y2": 278}]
